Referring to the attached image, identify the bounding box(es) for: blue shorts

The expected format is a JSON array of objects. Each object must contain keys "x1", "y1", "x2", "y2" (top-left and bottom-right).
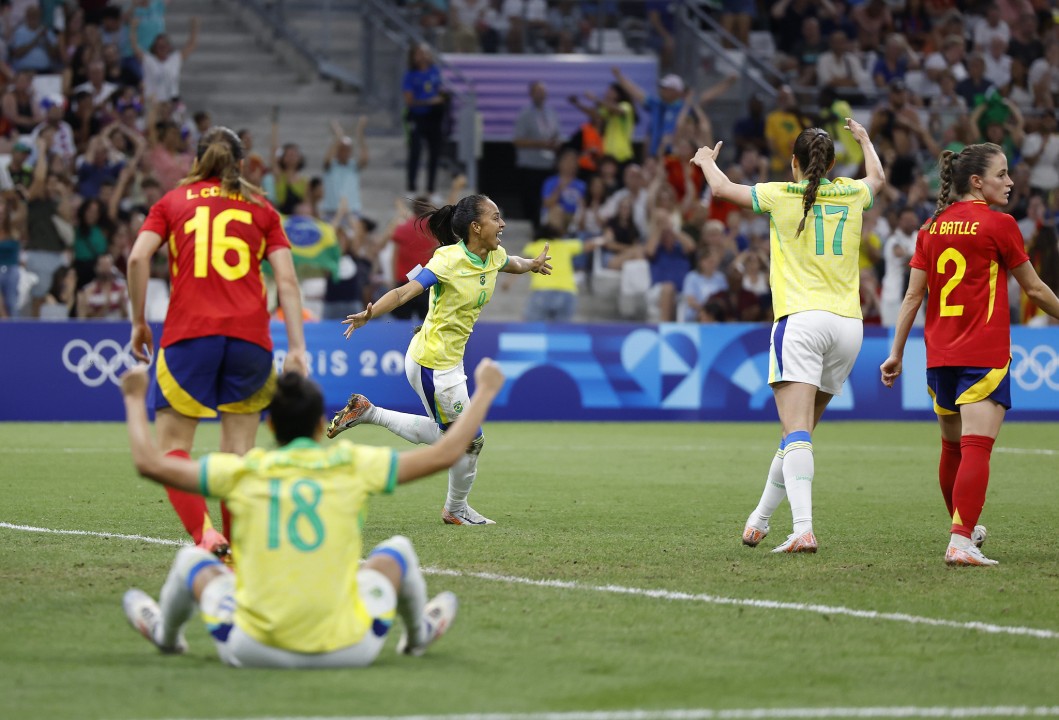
[
  {"x1": 926, "y1": 362, "x2": 1011, "y2": 416},
  {"x1": 150, "y1": 336, "x2": 275, "y2": 419}
]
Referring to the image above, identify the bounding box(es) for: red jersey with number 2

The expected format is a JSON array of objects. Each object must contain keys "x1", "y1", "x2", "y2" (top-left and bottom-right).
[
  {"x1": 910, "y1": 200, "x2": 1028, "y2": 369},
  {"x1": 141, "y1": 179, "x2": 290, "y2": 351}
]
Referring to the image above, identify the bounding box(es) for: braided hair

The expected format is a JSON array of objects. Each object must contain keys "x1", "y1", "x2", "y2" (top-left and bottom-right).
[
  {"x1": 931, "y1": 142, "x2": 1004, "y2": 221},
  {"x1": 793, "y1": 128, "x2": 836, "y2": 237},
  {"x1": 415, "y1": 194, "x2": 491, "y2": 247},
  {"x1": 181, "y1": 126, "x2": 265, "y2": 205}
]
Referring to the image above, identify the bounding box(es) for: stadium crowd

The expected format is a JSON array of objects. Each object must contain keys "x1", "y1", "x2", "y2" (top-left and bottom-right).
[{"x1": 0, "y1": 0, "x2": 1056, "y2": 328}]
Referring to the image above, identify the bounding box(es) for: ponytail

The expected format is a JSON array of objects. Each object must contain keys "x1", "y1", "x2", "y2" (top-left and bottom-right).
[
  {"x1": 932, "y1": 149, "x2": 957, "y2": 221},
  {"x1": 415, "y1": 193, "x2": 490, "y2": 246},
  {"x1": 181, "y1": 126, "x2": 265, "y2": 205},
  {"x1": 793, "y1": 129, "x2": 835, "y2": 237}
]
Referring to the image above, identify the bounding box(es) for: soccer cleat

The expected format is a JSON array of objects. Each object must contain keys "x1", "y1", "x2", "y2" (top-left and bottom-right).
[
  {"x1": 197, "y1": 528, "x2": 232, "y2": 566},
  {"x1": 945, "y1": 542, "x2": 998, "y2": 566},
  {"x1": 327, "y1": 394, "x2": 374, "y2": 438},
  {"x1": 397, "y1": 591, "x2": 458, "y2": 656},
  {"x1": 122, "y1": 588, "x2": 187, "y2": 654},
  {"x1": 441, "y1": 505, "x2": 496, "y2": 525},
  {"x1": 771, "y1": 530, "x2": 818, "y2": 554},
  {"x1": 742, "y1": 520, "x2": 769, "y2": 547},
  {"x1": 971, "y1": 524, "x2": 988, "y2": 549}
]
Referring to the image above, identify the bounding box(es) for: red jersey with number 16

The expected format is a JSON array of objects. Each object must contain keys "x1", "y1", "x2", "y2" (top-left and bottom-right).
[
  {"x1": 141, "y1": 179, "x2": 290, "y2": 351},
  {"x1": 910, "y1": 200, "x2": 1028, "y2": 369}
]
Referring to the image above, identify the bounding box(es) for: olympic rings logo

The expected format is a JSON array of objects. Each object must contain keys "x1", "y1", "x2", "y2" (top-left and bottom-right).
[
  {"x1": 1010, "y1": 344, "x2": 1059, "y2": 392},
  {"x1": 61, "y1": 339, "x2": 138, "y2": 388}
]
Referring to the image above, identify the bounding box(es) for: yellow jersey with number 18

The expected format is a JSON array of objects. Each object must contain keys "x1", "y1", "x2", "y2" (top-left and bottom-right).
[
  {"x1": 751, "y1": 178, "x2": 873, "y2": 320},
  {"x1": 409, "y1": 241, "x2": 508, "y2": 370},
  {"x1": 199, "y1": 438, "x2": 397, "y2": 653}
]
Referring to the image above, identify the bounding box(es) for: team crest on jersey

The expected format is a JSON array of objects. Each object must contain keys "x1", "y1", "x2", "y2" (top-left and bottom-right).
[
  {"x1": 453, "y1": 401, "x2": 464, "y2": 414},
  {"x1": 479, "y1": 274, "x2": 486, "y2": 285}
]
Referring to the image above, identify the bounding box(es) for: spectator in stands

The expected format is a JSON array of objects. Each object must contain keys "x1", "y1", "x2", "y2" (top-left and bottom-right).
[
  {"x1": 25, "y1": 134, "x2": 71, "y2": 317},
  {"x1": 594, "y1": 83, "x2": 637, "y2": 165},
  {"x1": 817, "y1": 30, "x2": 873, "y2": 104},
  {"x1": 644, "y1": 201, "x2": 695, "y2": 323},
  {"x1": 323, "y1": 214, "x2": 374, "y2": 321},
  {"x1": 1028, "y1": 41, "x2": 1059, "y2": 111},
  {"x1": 1022, "y1": 112, "x2": 1059, "y2": 203},
  {"x1": 871, "y1": 78, "x2": 931, "y2": 192},
  {"x1": 146, "y1": 110, "x2": 192, "y2": 193},
  {"x1": 720, "y1": 0, "x2": 755, "y2": 48},
  {"x1": 2, "y1": 69, "x2": 43, "y2": 138},
  {"x1": 78, "y1": 252, "x2": 127, "y2": 319},
  {"x1": 99, "y1": 6, "x2": 138, "y2": 82},
  {"x1": 10, "y1": 5, "x2": 59, "y2": 73},
  {"x1": 32, "y1": 95, "x2": 77, "y2": 170},
  {"x1": 765, "y1": 86, "x2": 809, "y2": 180},
  {"x1": 1006, "y1": 12, "x2": 1043, "y2": 71},
  {"x1": 131, "y1": 0, "x2": 168, "y2": 56},
  {"x1": 872, "y1": 34, "x2": 914, "y2": 90},
  {"x1": 732, "y1": 95, "x2": 768, "y2": 157},
  {"x1": 973, "y1": 2, "x2": 1010, "y2": 51},
  {"x1": 600, "y1": 162, "x2": 649, "y2": 239},
  {"x1": 706, "y1": 261, "x2": 763, "y2": 323},
  {"x1": 770, "y1": 0, "x2": 836, "y2": 59},
  {"x1": 572, "y1": 175, "x2": 608, "y2": 238},
  {"x1": 598, "y1": 195, "x2": 644, "y2": 270},
  {"x1": 41, "y1": 265, "x2": 77, "y2": 320},
  {"x1": 612, "y1": 66, "x2": 685, "y2": 158},
  {"x1": 3, "y1": 140, "x2": 34, "y2": 192},
  {"x1": 540, "y1": 147, "x2": 585, "y2": 230},
  {"x1": 513, "y1": 80, "x2": 561, "y2": 226},
  {"x1": 403, "y1": 43, "x2": 446, "y2": 197},
  {"x1": 787, "y1": 16, "x2": 827, "y2": 87},
  {"x1": 1004, "y1": 58, "x2": 1036, "y2": 113},
  {"x1": 522, "y1": 225, "x2": 592, "y2": 322},
  {"x1": 734, "y1": 245, "x2": 770, "y2": 312},
  {"x1": 322, "y1": 117, "x2": 369, "y2": 219},
  {"x1": 956, "y1": 53, "x2": 997, "y2": 110},
  {"x1": 880, "y1": 206, "x2": 920, "y2": 327},
  {"x1": 1024, "y1": 225, "x2": 1059, "y2": 326},
  {"x1": 851, "y1": 0, "x2": 893, "y2": 52},
  {"x1": 645, "y1": 0, "x2": 676, "y2": 70},
  {"x1": 0, "y1": 196, "x2": 24, "y2": 318},
  {"x1": 73, "y1": 197, "x2": 112, "y2": 290},
  {"x1": 982, "y1": 35, "x2": 1013, "y2": 89},
  {"x1": 928, "y1": 70, "x2": 969, "y2": 137},
  {"x1": 817, "y1": 87, "x2": 861, "y2": 177},
  {"x1": 131, "y1": 16, "x2": 199, "y2": 104},
  {"x1": 74, "y1": 59, "x2": 118, "y2": 115},
  {"x1": 680, "y1": 246, "x2": 727, "y2": 322}
]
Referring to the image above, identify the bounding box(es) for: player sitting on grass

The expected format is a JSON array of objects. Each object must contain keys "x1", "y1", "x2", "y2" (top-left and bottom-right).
[{"x1": 119, "y1": 358, "x2": 506, "y2": 668}]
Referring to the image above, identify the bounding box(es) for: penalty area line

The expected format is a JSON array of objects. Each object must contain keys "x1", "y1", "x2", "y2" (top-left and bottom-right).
[
  {"x1": 3, "y1": 522, "x2": 1058, "y2": 642},
  {"x1": 145, "y1": 705, "x2": 1059, "y2": 720}
]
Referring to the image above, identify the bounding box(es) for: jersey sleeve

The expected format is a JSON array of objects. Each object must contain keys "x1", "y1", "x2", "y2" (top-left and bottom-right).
[
  {"x1": 993, "y1": 213, "x2": 1029, "y2": 270},
  {"x1": 199, "y1": 451, "x2": 250, "y2": 498},
  {"x1": 263, "y1": 203, "x2": 292, "y2": 256},
  {"x1": 909, "y1": 227, "x2": 928, "y2": 271},
  {"x1": 750, "y1": 182, "x2": 780, "y2": 214},
  {"x1": 492, "y1": 244, "x2": 509, "y2": 271},
  {"x1": 350, "y1": 446, "x2": 398, "y2": 496},
  {"x1": 424, "y1": 249, "x2": 452, "y2": 283},
  {"x1": 139, "y1": 194, "x2": 170, "y2": 236}
]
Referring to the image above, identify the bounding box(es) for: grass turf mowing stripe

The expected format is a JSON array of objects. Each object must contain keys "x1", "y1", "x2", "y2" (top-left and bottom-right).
[{"x1": 4, "y1": 522, "x2": 1058, "y2": 642}]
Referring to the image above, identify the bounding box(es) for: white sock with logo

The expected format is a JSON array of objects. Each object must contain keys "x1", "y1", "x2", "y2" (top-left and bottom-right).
[{"x1": 783, "y1": 431, "x2": 814, "y2": 535}]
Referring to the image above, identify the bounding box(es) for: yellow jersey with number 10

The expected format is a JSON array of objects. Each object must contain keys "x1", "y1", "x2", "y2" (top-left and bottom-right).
[
  {"x1": 751, "y1": 178, "x2": 873, "y2": 320},
  {"x1": 409, "y1": 241, "x2": 508, "y2": 370}
]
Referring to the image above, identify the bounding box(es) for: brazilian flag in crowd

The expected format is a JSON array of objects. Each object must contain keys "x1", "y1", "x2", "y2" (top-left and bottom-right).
[{"x1": 267, "y1": 214, "x2": 341, "y2": 278}]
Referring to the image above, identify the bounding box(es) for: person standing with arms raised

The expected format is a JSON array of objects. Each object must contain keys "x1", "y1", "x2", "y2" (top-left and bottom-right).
[
  {"x1": 881, "y1": 143, "x2": 1059, "y2": 566},
  {"x1": 692, "y1": 119, "x2": 885, "y2": 553},
  {"x1": 127, "y1": 127, "x2": 308, "y2": 560}
]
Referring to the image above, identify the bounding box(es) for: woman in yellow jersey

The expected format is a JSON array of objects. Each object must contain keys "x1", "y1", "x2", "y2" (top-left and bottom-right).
[
  {"x1": 119, "y1": 360, "x2": 507, "y2": 667},
  {"x1": 327, "y1": 194, "x2": 552, "y2": 525},
  {"x1": 692, "y1": 120, "x2": 885, "y2": 554}
]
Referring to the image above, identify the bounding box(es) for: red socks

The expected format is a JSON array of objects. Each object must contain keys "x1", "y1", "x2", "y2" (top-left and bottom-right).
[
  {"x1": 938, "y1": 438, "x2": 962, "y2": 518},
  {"x1": 950, "y1": 435, "x2": 994, "y2": 539},
  {"x1": 163, "y1": 449, "x2": 210, "y2": 544}
]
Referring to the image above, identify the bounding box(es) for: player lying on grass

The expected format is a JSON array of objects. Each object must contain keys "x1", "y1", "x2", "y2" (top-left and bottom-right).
[{"x1": 118, "y1": 358, "x2": 506, "y2": 668}]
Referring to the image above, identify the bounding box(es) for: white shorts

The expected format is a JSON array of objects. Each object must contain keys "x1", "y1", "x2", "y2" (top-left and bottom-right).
[
  {"x1": 405, "y1": 354, "x2": 480, "y2": 435},
  {"x1": 768, "y1": 310, "x2": 863, "y2": 396},
  {"x1": 208, "y1": 568, "x2": 397, "y2": 669}
]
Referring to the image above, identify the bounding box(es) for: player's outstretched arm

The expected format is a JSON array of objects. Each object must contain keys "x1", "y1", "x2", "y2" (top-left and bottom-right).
[
  {"x1": 342, "y1": 280, "x2": 425, "y2": 338},
  {"x1": 881, "y1": 267, "x2": 928, "y2": 388},
  {"x1": 120, "y1": 366, "x2": 200, "y2": 492},
  {"x1": 690, "y1": 142, "x2": 753, "y2": 209},
  {"x1": 501, "y1": 244, "x2": 552, "y2": 275},
  {"x1": 1012, "y1": 261, "x2": 1059, "y2": 321},
  {"x1": 395, "y1": 359, "x2": 505, "y2": 484},
  {"x1": 845, "y1": 117, "x2": 886, "y2": 195}
]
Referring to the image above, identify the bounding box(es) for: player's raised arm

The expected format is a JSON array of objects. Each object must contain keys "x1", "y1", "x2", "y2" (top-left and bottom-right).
[
  {"x1": 341, "y1": 279, "x2": 426, "y2": 338},
  {"x1": 690, "y1": 142, "x2": 754, "y2": 209},
  {"x1": 120, "y1": 366, "x2": 199, "y2": 492},
  {"x1": 844, "y1": 117, "x2": 885, "y2": 195},
  {"x1": 395, "y1": 359, "x2": 505, "y2": 483}
]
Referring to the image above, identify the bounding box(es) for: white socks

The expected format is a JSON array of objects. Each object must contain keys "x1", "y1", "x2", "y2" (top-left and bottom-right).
[
  {"x1": 157, "y1": 546, "x2": 215, "y2": 649},
  {"x1": 445, "y1": 452, "x2": 477, "y2": 512},
  {"x1": 783, "y1": 431, "x2": 814, "y2": 535},
  {"x1": 749, "y1": 448, "x2": 786, "y2": 527},
  {"x1": 369, "y1": 407, "x2": 443, "y2": 445},
  {"x1": 373, "y1": 536, "x2": 428, "y2": 647}
]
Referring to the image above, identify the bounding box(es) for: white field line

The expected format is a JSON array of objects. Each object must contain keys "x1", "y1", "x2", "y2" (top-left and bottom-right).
[
  {"x1": 145, "y1": 706, "x2": 1059, "y2": 720},
  {"x1": 3, "y1": 523, "x2": 1058, "y2": 642}
]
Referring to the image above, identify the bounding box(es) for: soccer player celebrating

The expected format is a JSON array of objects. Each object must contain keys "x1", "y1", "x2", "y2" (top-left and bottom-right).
[
  {"x1": 327, "y1": 195, "x2": 551, "y2": 525},
  {"x1": 881, "y1": 143, "x2": 1059, "y2": 566},
  {"x1": 692, "y1": 120, "x2": 885, "y2": 553},
  {"x1": 120, "y1": 358, "x2": 507, "y2": 666},
  {"x1": 126, "y1": 127, "x2": 308, "y2": 560}
]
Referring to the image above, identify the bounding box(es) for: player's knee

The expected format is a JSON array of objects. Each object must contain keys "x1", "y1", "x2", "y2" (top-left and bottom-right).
[
  {"x1": 173, "y1": 545, "x2": 224, "y2": 590},
  {"x1": 370, "y1": 535, "x2": 420, "y2": 580},
  {"x1": 467, "y1": 433, "x2": 485, "y2": 456}
]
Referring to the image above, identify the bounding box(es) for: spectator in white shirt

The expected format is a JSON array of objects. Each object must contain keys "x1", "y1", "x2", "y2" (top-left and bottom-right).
[
  {"x1": 973, "y1": 3, "x2": 1009, "y2": 51},
  {"x1": 131, "y1": 15, "x2": 199, "y2": 102},
  {"x1": 880, "y1": 207, "x2": 922, "y2": 327}
]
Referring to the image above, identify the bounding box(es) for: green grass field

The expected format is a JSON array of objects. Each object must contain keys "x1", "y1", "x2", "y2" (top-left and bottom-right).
[{"x1": 2, "y1": 420, "x2": 1058, "y2": 720}]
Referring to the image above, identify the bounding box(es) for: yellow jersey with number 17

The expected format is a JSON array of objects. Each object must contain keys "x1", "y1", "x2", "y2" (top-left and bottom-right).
[
  {"x1": 409, "y1": 241, "x2": 508, "y2": 370},
  {"x1": 751, "y1": 178, "x2": 873, "y2": 320},
  {"x1": 199, "y1": 438, "x2": 397, "y2": 654}
]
